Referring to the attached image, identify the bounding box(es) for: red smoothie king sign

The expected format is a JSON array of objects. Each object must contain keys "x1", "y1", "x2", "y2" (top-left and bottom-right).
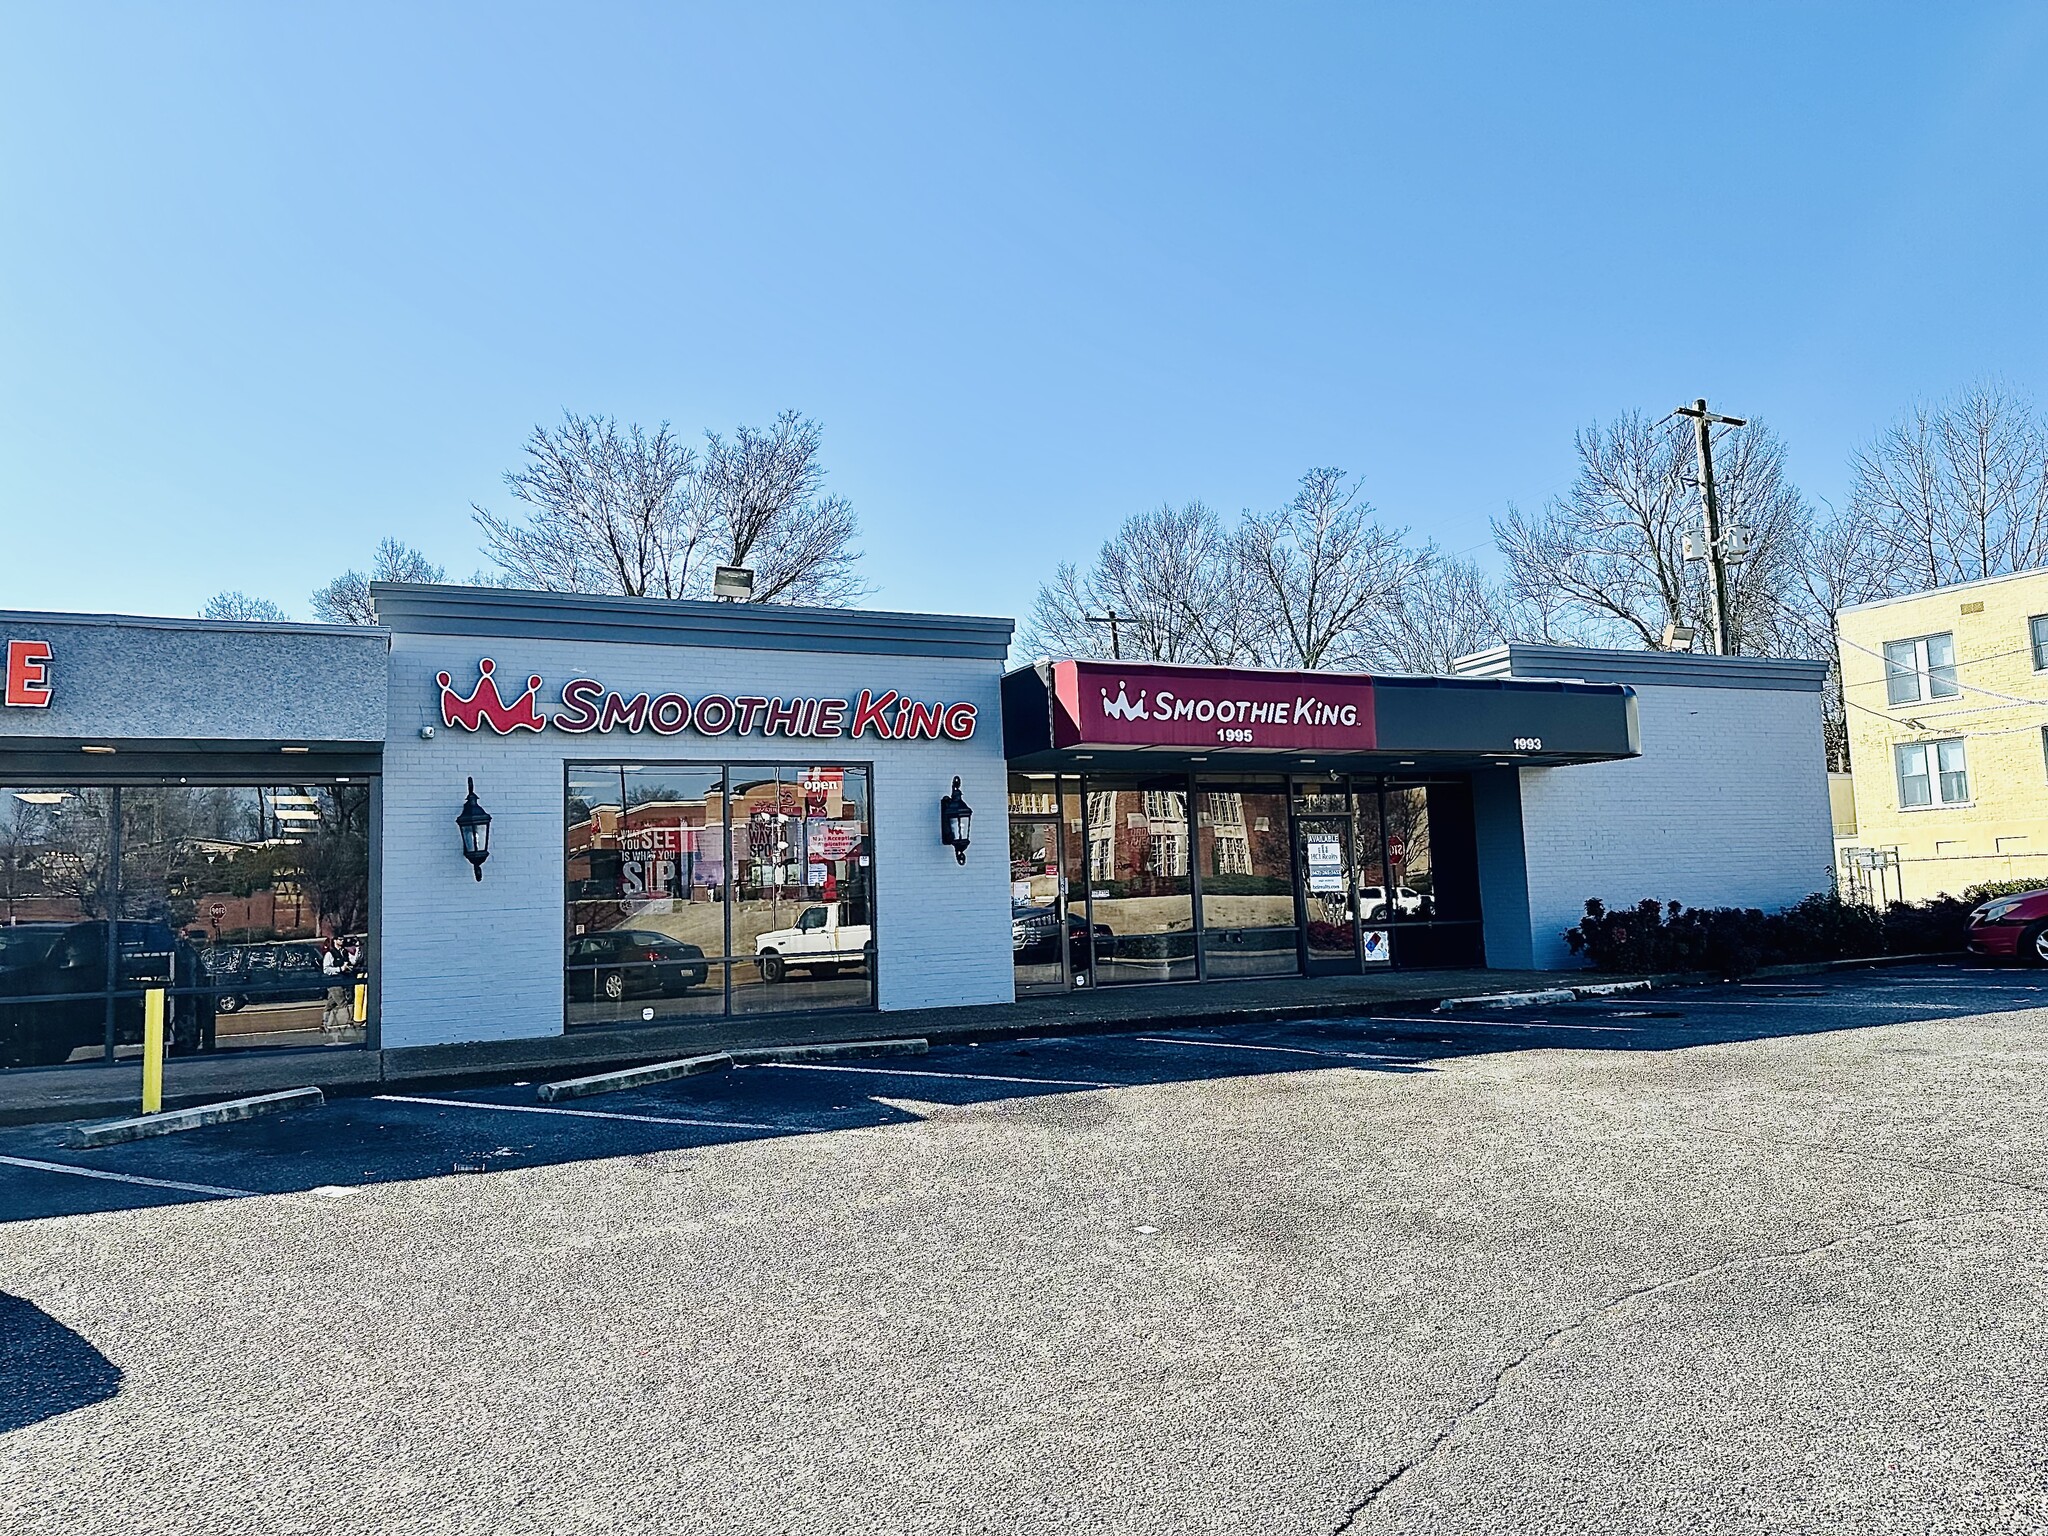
[{"x1": 1050, "y1": 660, "x2": 1376, "y2": 751}]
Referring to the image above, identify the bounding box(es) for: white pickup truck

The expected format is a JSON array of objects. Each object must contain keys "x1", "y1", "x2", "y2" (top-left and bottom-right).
[{"x1": 754, "y1": 905, "x2": 874, "y2": 982}]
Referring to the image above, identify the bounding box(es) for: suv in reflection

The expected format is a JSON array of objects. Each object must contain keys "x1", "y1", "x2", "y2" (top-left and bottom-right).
[
  {"x1": 1358, "y1": 886, "x2": 1427, "y2": 920},
  {"x1": 567, "y1": 930, "x2": 711, "y2": 1003},
  {"x1": 754, "y1": 906, "x2": 873, "y2": 983},
  {"x1": 203, "y1": 941, "x2": 332, "y2": 1013},
  {"x1": 0, "y1": 920, "x2": 212, "y2": 1068},
  {"x1": 1011, "y1": 902, "x2": 1113, "y2": 970}
]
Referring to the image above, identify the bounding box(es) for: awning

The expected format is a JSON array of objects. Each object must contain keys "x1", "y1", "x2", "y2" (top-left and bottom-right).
[{"x1": 1001, "y1": 659, "x2": 1639, "y2": 772}]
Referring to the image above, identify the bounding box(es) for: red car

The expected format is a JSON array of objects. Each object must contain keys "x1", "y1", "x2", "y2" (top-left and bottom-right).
[{"x1": 1966, "y1": 888, "x2": 2048, "y2": 962}]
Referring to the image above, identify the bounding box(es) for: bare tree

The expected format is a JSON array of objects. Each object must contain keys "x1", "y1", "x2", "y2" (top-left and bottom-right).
[
  {"x1": 1494, "y1": 410, "x2": 1810, "y2": 656},
  {"x1": 1022, "y1": 501, "x2": 1248, "y2": 663},
  {"x1": 1236, "y1": 468, "x2": 1423, "y2": 669},
  {"x1": 475, "y1": 415, "x2": 702, "y2": 597},
  {"x1": 1379, "y1": 549, "x2": 1511, "y2": 674},
  {"x1": 201, "y1": 591, "x2": 290, "y2": 622},
  {"x1": 695, "y1": 412, "x2": 867, "y2": 605},
  {"x1": 474, "y1": 410, "x2": 866, "y2": 605},
  {"x1": 1849, "y1": 379, "x2": 2048, "y2": 589},
  {"x1": 311, "y1": 539, "x2": 448, "y2": 625}
]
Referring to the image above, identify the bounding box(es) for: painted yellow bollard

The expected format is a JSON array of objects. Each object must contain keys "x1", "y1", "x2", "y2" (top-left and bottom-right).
[
  {"x1": 353, "y1": 983, "x2": 367, "y2": 1025},
  {"x1": 141, "y1": 987, "x2": 166, "y2": 1115}
]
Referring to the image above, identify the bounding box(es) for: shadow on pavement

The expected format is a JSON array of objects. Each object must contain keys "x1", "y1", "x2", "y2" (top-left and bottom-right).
[
  {"x1": 0, "y1": 963, "x2": 2037, "y2": 1223},
  {"x1": 0, "y1": 1293, "x2": 123, "y2": 1432}
]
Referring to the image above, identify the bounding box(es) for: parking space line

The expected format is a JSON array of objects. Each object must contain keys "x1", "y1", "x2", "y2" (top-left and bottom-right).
[
  {"x1": 758, "y1": 1063, "x2": 1117, "y2": 1089},
  {"x1": 373, "y1": 1094, "x2": 781, "y2": 1131},
  {"x1": 0, "y1": 1153, "x2": 256, "y2": 1199},
  {"x1": 1135, "y1": 1036, "x2": 1361, "y2": 1060}
]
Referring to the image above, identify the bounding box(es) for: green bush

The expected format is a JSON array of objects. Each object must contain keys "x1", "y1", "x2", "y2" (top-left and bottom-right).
[{"x1": 1564, "y1": 888, "x2": 1948, "y2": 978}]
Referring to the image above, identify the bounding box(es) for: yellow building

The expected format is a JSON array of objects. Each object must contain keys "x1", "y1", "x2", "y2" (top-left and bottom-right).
[{"x1": 1837, "y1": 568, "x2": 2048, "y2": 902}]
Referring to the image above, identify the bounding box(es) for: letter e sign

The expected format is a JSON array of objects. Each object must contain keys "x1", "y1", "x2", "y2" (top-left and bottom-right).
[{"x1": 5, "y1": 640, "x2": 52, "y2": 708}]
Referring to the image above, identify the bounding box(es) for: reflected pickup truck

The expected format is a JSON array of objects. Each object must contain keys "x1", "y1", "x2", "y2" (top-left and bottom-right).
[{"x1": 754, "y1": 906, "x2": 873, "y2": 983}]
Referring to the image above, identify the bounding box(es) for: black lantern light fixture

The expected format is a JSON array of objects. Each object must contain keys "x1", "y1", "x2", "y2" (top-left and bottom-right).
[
  {"x1": 939, "y1": 775, "x2": 973, "y2": 864},
  {"x1": 456, "y1": 776, "x2": 492, "y2": 881}
]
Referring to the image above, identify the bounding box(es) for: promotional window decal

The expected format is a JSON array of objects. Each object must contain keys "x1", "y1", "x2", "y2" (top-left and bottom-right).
[
  {"x1": 4, "y1": 639, "x2": 53, "y2": 708},
  {"x1": 436, "y1": 660, "x2": 977, "y2": 741}
]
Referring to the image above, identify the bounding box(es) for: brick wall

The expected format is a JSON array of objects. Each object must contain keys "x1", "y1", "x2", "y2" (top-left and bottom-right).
[
  {"x1": 377, "y1": 634, "x2": 1012, "y2": 1049},
  {"x1": 1507, "y1": 683, "x2": 1835, "y2": 967}
]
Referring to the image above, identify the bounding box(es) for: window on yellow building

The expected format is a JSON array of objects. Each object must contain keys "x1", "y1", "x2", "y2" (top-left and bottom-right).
[
  {"x1": 1883, "y1": 633, "x2": 1959, "y2": 705},
  {"x1": 1895, "y1": 738, "x2": 1969, "y2": 808},
  {"x1": 2030, "y1": 616, "x2": 2048, "y2": 672}
]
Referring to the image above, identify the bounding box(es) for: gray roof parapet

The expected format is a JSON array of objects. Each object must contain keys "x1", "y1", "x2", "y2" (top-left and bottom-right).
[
  {"x1": 1452, "y1": 642, "x2": 1829, "y2": 693},
  {"x1": 369, "y1": 582, "x2": 1015, "y2": 660}
]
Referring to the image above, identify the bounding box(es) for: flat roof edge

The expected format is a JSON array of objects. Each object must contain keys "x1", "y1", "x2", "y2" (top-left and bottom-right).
[
  {"x1": 370, "y1": 582, "x2": 1015, "y2": 657},
  {"x1": 0, "y1": 610, "x2": 388, "y2": 640}
]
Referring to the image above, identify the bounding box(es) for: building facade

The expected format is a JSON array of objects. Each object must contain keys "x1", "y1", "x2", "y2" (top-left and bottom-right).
[
  {"x1": 1837, "y1": 569, "x2": 2048, "y2": 903},
  {"x1": 0, "y1": 587, "x2": 1836, "y2": 1106}
]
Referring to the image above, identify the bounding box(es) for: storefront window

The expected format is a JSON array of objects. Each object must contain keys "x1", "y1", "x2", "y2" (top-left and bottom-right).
[
  {"x1": 0, "y1": 782, "x2": 371, "y2": 1070},
  {"x1": 565, "y1": 762, "x2": 874, "y2": 1027},
  {"x1": 1084, "y1": 777, "x2": 1195, "y2": 984},
  {"x1": 1196, "y1": 783, "x2": 1297, "y2": 978}
]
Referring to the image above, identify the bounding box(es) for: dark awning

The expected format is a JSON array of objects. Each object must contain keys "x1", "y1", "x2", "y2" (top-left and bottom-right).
[{"x1": 1002, "y1": 659, "x2": 1639, "y2": 772}]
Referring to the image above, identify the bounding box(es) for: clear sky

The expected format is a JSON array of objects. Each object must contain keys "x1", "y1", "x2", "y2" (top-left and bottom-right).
[{"x1": 4, "y1": 3, "x2": 2046, "y2": 628}]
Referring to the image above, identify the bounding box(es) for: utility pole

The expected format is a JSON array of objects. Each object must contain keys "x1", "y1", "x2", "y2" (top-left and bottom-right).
[
  {"x1": 1085, "y1": 608, "x2": 1122, "y2": 660},
  {"x1": 1675, "y1": 397, "x2": 1748, "y2": 656}
]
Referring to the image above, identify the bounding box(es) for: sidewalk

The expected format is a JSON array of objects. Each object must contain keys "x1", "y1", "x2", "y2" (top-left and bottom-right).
[{"x1": 0, "y1": 967, "x2": 1591, "y2": 1127}]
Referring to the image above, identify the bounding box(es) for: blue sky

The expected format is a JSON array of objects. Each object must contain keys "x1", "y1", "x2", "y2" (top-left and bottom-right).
[{"x1": 4, "y1": 3, "x2": 2046, "y2": 627}]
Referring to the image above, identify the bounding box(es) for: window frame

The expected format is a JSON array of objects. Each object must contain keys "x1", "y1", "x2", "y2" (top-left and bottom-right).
[
  {"x1": 1894, "y1": 737, "x2": 1970, "y2": 809},
  {"x1": 2030, "y1": 615, "x2": 2048, "y2": 673},
  {"x1": 1882, "y1": 632, "x2": 1959, "y2": 706}
]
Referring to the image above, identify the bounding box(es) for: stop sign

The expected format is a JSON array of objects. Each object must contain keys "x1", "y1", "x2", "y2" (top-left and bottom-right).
[
  {"x1": 1387, "y1": 836, "x2": 1405, "y2": 867},
  {"x1": 210, "y1": 902, "x2": 226, "y2": 921}
]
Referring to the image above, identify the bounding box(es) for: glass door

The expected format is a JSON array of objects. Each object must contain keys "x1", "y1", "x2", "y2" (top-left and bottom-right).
[
  {"x1": 1009, "y1": 816, "x2": 1069, "y2": 995},
  {"x1": 1293, "y1": 782, "x2": 1359, "y2": 975}
]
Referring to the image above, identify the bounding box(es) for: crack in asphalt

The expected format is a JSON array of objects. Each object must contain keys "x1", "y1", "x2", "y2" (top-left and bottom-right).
[
  {"x1": 1677, "y1": 1120, "x2": 2048, "y2": 1200},
  {"x1": 1322, "y1": 1204, "x2": 2004, "y2": 1534}
]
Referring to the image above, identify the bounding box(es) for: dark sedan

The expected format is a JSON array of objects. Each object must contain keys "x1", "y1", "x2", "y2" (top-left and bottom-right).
[
  {"x1": 1011, "y1": 903, "x2": 1112, "y2": 971},
  {"x1": 567, "y1": 930, "x2": 711, "y2": 1003}
]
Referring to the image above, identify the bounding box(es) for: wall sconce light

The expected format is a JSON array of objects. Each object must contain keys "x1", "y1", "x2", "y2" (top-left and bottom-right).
[
  {"x1": 939, "y1": 776, "x2": 973, "y2": 864},
  {"x1": 456, "y1": 776, "x2": 492, "y2": 881}
]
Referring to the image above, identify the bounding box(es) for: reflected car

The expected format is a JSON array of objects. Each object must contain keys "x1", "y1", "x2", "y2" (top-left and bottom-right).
[
  {"x1": 1966, "y1": 888, "x2": 2048, "y2": 963},
  {"x1": 567, "y1": 930, "x2": 710, "y2": 1003},
  {"x1": 0, "y1": 920, "x2": 212, "y2": 1068},
  {"x1": 1011, "y1": 903, "x2": 1113, "y2": 969},
  {"x1": 1358, "y1": 885, "x2": 1427, "y2": 920},
  {"x1": 203, "y1": 941, "x2": 330, "y2": 1013}
]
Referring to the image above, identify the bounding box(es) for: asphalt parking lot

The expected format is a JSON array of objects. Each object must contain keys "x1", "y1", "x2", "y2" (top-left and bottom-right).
[{"x1": 3, "y1": 963, "x2": 2045, "y2": 1534}]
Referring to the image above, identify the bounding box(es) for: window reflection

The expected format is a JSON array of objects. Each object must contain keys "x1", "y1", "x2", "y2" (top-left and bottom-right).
[
  {"x1": 1, "y1": 782, "x2": 370, "y2": 1070},
  {"x1": 565, "y1": 762, "x2": 875, "y2": 1028},
  {"x1": 1083, "y1": 777, "x2": 1195, "y2": 984}
]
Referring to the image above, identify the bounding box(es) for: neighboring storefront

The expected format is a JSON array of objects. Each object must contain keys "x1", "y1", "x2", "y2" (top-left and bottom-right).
[{"x1": 0, "y1": 588, "x2": 1015, "y2": 1078}]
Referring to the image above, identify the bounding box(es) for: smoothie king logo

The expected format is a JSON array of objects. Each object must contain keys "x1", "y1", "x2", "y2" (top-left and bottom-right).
[
  {"x1": 1097, "y1": 676, "x2": 1358, "y2": 727},
  {"x1": 436, "y1": 659, "x2": 977, "y2": 741}
]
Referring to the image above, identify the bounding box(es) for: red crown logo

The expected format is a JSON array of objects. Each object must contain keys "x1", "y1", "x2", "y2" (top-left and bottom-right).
[{"x1": 437, "y1": 659, "x2": 547, "y2": 733}]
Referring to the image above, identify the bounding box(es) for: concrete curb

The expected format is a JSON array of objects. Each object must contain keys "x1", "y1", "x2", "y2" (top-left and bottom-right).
[
  {"x1": 537, "y1": 1052, "x2": 733, "y2": 1103},
  {"x1": 1436, "y1": 988, "x2": 1578, "y2": 1012},
  {"x1": 728, "y1": 1038, "x2": 928, "y2": 1065},
  {"x1": 71, "y1": 1087, "x2": 325, "y2": 1148}
]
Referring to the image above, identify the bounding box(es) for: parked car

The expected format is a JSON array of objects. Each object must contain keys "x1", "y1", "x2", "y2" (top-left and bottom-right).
[
  {"x1": 1011, "y1": 902, "x2": 1113, "y2": 970},
  {"x1": 0, "y1": 920, "x2": 212, "y2": 1068},
  {"x1": 1358, "y1": 885, "x2": 1428, "y2": 920},
  {"x1": 567, "y1": 930, "x2": 710, "y2": 1002},
  {"x1": 203, "y1": 940, "x2": 332, "y2": 1013},
  {"x1": 1966, "y1": 887, "x2": 2048, "y2": 963},
  {"x1": 754, "y1": 906, "x2": 873, "y2": 983}
]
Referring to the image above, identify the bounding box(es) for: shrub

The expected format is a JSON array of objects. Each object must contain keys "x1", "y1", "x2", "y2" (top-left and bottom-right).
[{"x1": 1564, "y1": 889, "x2": 1935, "y2": 978}]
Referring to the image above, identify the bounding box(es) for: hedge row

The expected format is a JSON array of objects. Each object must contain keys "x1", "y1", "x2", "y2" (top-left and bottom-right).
[{"x1": 1562, "y1": 881, "x2": 2043, "y2": 978}]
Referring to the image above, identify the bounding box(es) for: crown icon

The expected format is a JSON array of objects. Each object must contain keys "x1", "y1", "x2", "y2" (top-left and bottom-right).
[
  {"x1": 1099, "y1": 680, "x2": 1150, "y2": 721},
  {"x1": 437, "y1": 658, "x2": 547, "y2": 733}
]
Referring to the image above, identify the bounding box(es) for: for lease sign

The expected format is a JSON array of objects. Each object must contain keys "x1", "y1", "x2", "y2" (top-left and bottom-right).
[{"x1": 4, "y1": 640, "x2": 52, "y2": 708}]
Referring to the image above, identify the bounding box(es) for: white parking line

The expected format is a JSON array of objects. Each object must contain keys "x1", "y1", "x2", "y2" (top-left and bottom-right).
[
  {"x1": 0, "y1": 1153, "x2": 255, "y2": 1199},
  {"x1": 1134, "y1": 1036, "x2": 1408, "y2": 1062},
  {"x1": 760, "y1": 1063, "x2": 1116, "y2": 1089},
  {"x1": 373, "y1": 1094, "x2": 780, "y2": 1131}
]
